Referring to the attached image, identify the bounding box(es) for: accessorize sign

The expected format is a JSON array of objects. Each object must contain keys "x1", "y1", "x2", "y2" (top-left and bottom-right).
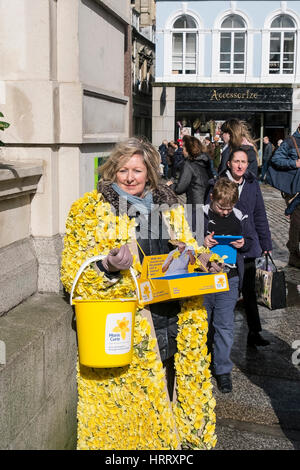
[{"x1": 175, "y1": 86, "x2": 293, "y2": 111}]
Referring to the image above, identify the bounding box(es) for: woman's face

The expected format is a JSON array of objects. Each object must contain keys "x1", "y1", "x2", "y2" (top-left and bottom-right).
[
  {"x1": 228, "y1": 151, "x2": 248, "y2": 181},
  {"x1": 116, "y1": 154, "x2": 148, "y2": 197},
  {"x1": 222, "y1": 131, "x2": 230, "y2": 144}
]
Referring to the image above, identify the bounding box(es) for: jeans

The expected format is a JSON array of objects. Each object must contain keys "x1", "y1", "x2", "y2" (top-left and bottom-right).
[
  {"x1": 261, "y1": 159, "x2": 270, "y2": 181},
  {"x1": 203, "y1": 276, "x2": 239, "y2": 375}
]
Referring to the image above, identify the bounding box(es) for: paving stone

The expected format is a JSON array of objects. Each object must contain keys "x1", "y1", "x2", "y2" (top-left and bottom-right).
[{"x1": 215, "y1": 420, "x2": 298, "y2": 450}]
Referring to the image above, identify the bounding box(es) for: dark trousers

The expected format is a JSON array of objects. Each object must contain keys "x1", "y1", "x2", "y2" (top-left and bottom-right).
[
  {"x1": 203, "y1": 276, "x2": 239, "y2": 375},
  {"x1": 241, "y1": 258, "x2": 262, "y2": 333},
  {"x1": 261, "y1": 159, "x2": 270, "y2": 181}
]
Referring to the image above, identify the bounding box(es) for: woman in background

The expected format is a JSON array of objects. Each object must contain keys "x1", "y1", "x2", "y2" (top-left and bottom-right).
[{"x1": 218, "y1": 118, "x2": 259, "y2": 177}]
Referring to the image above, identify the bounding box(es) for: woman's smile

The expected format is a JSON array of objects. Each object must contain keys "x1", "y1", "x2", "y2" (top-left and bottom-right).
[{"x1": 116, "y1": 154, "x2": 148, "y2": 197}]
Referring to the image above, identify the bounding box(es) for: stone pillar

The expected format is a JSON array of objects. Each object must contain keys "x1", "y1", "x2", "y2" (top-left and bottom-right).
[{"x1": 152, "y1": 85, "x2": 175, "y2": 147}]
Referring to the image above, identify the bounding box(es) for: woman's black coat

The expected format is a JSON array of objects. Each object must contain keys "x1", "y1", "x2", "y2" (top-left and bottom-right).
[{"x1": 171, "y1": 153, "x2": 211, "y2": 204}]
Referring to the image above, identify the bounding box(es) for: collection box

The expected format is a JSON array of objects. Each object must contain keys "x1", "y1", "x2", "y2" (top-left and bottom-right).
[{"x1": 137, "y1": 253, "x2": 229, "y2": 305}]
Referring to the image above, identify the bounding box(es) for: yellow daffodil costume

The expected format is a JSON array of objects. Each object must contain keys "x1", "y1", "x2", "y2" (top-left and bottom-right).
[{"x1": 61, "y1": 185, "x2": 217, "y2": 450}]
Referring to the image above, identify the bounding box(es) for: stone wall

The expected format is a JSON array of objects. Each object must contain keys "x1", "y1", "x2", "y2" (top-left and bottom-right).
[
  {"x1": 0, "y1": 293, "x2": 77, "y2": 450},
  {"x1": 0, "y1": 162, "x2": 43, "y2": 315}
]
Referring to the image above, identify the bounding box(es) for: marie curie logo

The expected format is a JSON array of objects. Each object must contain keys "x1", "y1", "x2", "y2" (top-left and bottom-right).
[
  {"x1": 105, "y1": 312, "x2": 132, "y2": 355},
  {"x1": 140, "y1": 281, "x2": 153, "y2": 302},
  {"x1": 214, "y1": 274, "x2": 227, "y2": 290}
]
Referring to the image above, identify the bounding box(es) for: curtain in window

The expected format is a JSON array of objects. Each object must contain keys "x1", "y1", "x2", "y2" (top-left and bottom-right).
[
  {"x1": 269, "y1": 15, "x2": 295, "y2": 74},
  {"x1": 172, "y1": 33, "x2": 183, "y2": 72},
  {"x1": 185, "y1": 33, "x2": 196, "y2": 73},
  {"x1": 219, "y1": 15, "x2": 246, "y2": 74}
]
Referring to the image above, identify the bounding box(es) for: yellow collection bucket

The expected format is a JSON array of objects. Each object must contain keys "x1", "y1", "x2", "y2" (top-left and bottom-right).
[{"x1": 70, "y1": 255, "x2": 140, "y2": 368}]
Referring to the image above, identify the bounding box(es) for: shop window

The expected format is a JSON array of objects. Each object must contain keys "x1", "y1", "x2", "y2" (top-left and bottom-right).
[
  {"x1": 172, "y1": 15, "x2": 197, "y2": 75},
  {"x1": 269, "y1": 14, "x2": 296, "y2": 75},
  {"x1": 219, "y1": 14, "x2": 246, "y2": 74}
]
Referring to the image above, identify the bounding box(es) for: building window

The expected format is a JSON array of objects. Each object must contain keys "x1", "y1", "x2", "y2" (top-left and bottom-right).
[
  {"x1": 269, "y1": 14, "x2": 296, "y2": 74},
  {"x1": 172, "y1": 15, "x2": 197, "y2": 74},
  {"x1": 219, "y1": 14, "x2": 246, "y2": 74}
]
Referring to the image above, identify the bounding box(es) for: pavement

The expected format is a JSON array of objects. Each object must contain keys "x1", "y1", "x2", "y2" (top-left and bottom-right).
[{"x1": 213, "y1": 183, "x2": 300, "y2": 450}]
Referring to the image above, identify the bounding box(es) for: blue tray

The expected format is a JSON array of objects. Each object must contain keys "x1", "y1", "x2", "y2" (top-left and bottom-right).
[{"x1": 211, "y1": 235, "x2": 242, "y2": 264}]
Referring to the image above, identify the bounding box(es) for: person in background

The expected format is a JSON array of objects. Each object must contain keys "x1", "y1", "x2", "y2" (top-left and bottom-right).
[
  {"x1": 173, "y1": 140, "x2": 184, "y2": 178},
  {"x1": 260, "y1": 136, "x2": 273, "y2": 182},
  {"x1": 220, "y1": 148, "x2": 272, "y2": 346},
  {"x1": 158, "y1": 139, "x2": 169, "y2": 179},
  {"x1": 166, "y1": 135, "x2": 211, "y2": 233},
  {"x1": 167, "y1": 141, "x2": 177, "y2": 178},
  {"x1": 271, "y1": 125, "x2": 300, "y2": 268},
  {"x1": 213, "y1": 135, "x2": 222, "y2": 172},
  {"x1": 202, "y1": 178, "x2": 251, "y2": 393},
  {"x1": 203, "y1": 136, "x2": 217, "y2": 177},
  {"x1": 218, "y1": 118, "x2": 258, "y2": 176}
]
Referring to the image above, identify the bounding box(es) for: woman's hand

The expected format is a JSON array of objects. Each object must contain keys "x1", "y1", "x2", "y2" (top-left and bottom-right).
[
  {"x1": 230, "y1": 237, "x2": 245, "y2": 249},
  {"x1": 166, "y1": 180, "x2": 173, "y2": 186},
  {"x1": 203, "y1": 231, "x2": 218, "y2": 248},
  {"x1": 102, "y1": 244, "x2": 133, "y2": 272}
]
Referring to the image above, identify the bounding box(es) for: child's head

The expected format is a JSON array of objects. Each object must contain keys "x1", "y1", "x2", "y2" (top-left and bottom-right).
[{"x1": 210, "y1": 178, "x2": 239, "y2": 217}]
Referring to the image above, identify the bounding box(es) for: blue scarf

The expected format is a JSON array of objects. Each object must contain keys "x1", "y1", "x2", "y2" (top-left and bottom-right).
[{"x1": 112, "y1": 183, "x2": 153, "y2": 215}]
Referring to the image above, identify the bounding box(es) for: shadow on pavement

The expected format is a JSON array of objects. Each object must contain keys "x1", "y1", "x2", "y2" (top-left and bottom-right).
[{"x1": 232, "y1": 329, "x2": 300, "y2": 450}]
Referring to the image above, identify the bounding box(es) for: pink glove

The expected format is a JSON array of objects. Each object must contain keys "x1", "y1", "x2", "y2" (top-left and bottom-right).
[
  {"x1": 102, "y1": 245, "x2": 133, "y2": 272},
  {"x1": 197, "y1": 252, "x2": 224, "y2": 273}
]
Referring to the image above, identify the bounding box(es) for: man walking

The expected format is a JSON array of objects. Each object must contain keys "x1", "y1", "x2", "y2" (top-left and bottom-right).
[
  {"x1": 261, "y1": 136, "x2": 273, "y2": 182},
  {"x1": 159, "y1": 139, "x2": 169, "y2": 179}
]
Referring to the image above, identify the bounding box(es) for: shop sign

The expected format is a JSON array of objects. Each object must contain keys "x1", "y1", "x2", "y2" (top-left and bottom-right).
[
  {"x1": 210, "y1": 89, "x2": 259, "y2": 101},
  {"x1": 175, "y1": 86, "x2": 293, "y2": 111}
]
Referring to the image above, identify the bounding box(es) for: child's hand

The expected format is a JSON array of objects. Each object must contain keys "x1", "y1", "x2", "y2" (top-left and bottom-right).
[
  {"x1": 230, "y1": 237, "x2": 244, "y2": 249},
  {"x1": 203, "y1": 231, "x2": 218, "y2": 248}
]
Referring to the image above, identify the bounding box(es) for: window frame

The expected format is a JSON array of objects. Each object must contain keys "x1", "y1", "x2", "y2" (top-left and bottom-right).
[
  {"x1": 268, "y1": 15, "x2": 296, "y2": 75},
  {"x1": 219, "y1": 15, "x2": 247, "y2": 75},
  {"x1": 262, "y1": 9, "x2": 300, "y2": 82},
  {"x1": 171, "y1": 15, "x2": 198, "y2": 76}
]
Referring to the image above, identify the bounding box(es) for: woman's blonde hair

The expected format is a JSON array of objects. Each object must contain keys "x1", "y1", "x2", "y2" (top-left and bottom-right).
[
  {"x1": 99, "y1": 137, "x2": 161, "y2": 191},
  {"x1": 221, "y1": 118, "x2": 258, "y2": 158}
]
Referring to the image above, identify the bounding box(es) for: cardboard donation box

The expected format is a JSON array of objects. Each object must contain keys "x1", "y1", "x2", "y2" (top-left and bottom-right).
[{"x1": 137, "y1": 253, "x2": 229, "y2": 305}]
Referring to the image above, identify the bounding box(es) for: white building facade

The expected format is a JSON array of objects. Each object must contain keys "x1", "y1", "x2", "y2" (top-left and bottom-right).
[{"x1": 153, "y1": 0, "x2": 300, "y2": 150}]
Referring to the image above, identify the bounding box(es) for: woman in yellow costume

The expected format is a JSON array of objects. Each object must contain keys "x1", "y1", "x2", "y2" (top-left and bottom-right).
[{"x1": 61, "y1": 138, "x2": 218, "y2": 450}]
